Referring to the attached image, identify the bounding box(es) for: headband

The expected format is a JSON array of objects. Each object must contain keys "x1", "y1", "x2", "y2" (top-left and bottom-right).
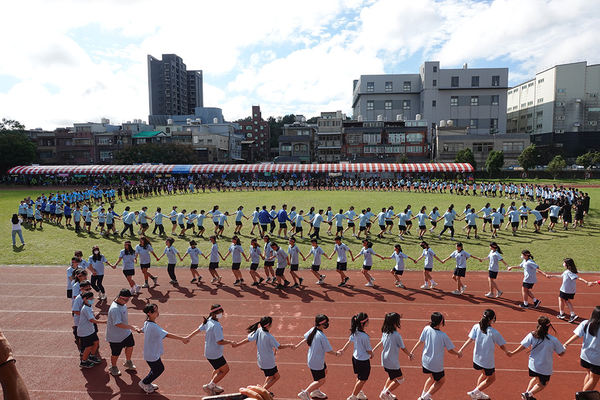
[
  {"x1": 318, "y1": 319, "x2": 328, "y2": 325},
  {"x1": 211, "y1": 306, "x2": 223, "y2": 313},
  {"x1": 361, "y1": 317, "x2": 369, "y2": 323}
]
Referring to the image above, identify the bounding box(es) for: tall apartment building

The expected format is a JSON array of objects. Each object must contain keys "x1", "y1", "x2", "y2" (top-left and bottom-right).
[
  {"x1": 506, "y1": 61, "x2": 600, "y2": 135},
  {"x1": 352, "y1": 61, "x2": 508, "y2": 136},
  {"x1": 148, "y1": 54, "x2": 203, "y2": 116},
  {"x1": 316, "y1": 111, "x2": 344, "y2": 163},
  {"x1": 277, "y1": 115, "x2": 318, "y2": 163},
  {"x1": 237, "y1": 105, "x2": 271, "y2": 162}
]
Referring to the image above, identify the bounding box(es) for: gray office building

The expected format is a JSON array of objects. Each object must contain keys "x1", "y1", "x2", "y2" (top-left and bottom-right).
[
  {"x1": 148, "y1": 54, "x2": 203, "y2": 116},
  {"x1": 352, "y1": 61, "x2": 508, "y2": 136}
]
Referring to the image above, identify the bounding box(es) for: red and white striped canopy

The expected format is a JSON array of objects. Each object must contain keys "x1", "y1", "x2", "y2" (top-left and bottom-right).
[{"x1": 8, "y1": 163, "x2": 474, "y2": 175}]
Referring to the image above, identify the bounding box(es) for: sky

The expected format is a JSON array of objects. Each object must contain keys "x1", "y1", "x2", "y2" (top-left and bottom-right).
[{"x1": 1, "y1": 0, "x2": 599, "y2": 130}]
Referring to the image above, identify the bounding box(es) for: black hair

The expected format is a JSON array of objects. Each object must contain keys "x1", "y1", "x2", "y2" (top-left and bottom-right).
[
  {"x1": 189, "y1": 240, "x2": 197, "y2": 246},
  {"x1": 247, "y1": 316, "x2": 273, "y2": 334},
  {"x1": 166, "y1": 237, "x2": 175, "y2": 246},
  {"x1": 143, "y1": 303, "x2": 158, "y2": 319},
  {"x1": 140, "y1": 236, "x2": 151, "y2": 249},
  {"x1": 489, "y1": 242, "x2": 503, "y2": 254},
  {"x1": 532, "y1": 315, "x2": 555, "y2": 341},
  {"x1": 81, "y1": 291, "x2": 93, "y2": 300},
  {"x1": 350, "y1": 312, "x2": 369, "y2": 334},
  {"x1": 563, "y1": 258, "x2": 578, "y2": 274},
  {"x1": 430, "y1": 312, "x2": 445, "y2": 328},
  {"x1": 381, "y1": 312, "x2": 401, "y2": 334},
  {"x1": 586, "y1": 306, "x2": 600, "y2": 337},
  {"x1": 11, "y1": 214, "x2": 19, "y2": 224},
  {"x1": 123, "y1": 241, "x2": 135, "y2": 255},
  {"x1": 479, "y1": 309, "x2": 496, "y2": 334},
  {"x1": 201, "y1": 303, "x2": 222, "y2": 325},
  {"x1": 91, "y1": 246, "x2": 103, "y2": 262},
  {"x1": 522, "y1": 249, "x2": 533, "y2": 260},
  {"x1": 307, "y1": 314, "x2": 329, "y2": 346}
]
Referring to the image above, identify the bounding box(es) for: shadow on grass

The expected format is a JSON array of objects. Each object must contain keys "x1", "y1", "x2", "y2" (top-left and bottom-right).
[{"x1": 12, "y1": 244, "x2": 25, "y2": 252}]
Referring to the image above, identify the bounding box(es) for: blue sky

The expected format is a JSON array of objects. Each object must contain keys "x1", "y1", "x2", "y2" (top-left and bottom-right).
[{"x1": 1, "y1": 0, "x2": 599, "y2": 130}]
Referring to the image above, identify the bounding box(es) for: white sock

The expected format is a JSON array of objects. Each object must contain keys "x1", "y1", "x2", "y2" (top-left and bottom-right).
[
  {"x1": 472, "y1": 388, "x2": 481, "y2": 394},
  {"x1": 430, "y1": 280, "x2": 436, "y2": 285},
  {"x1": 524, "y1": 301, "x2": 529, "y2": 305},
  {"x1": 208, "y1": 382, "x2": 215, "y2": 388}
]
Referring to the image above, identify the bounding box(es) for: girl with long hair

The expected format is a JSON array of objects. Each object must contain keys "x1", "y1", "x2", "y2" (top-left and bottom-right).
[
  {"x1": 563, "y1": 306, "x2": 600, "y2": 391},
  {"x1": 352, "y1": 240, "x2": 384, "y2": 287},
  {"x1": 546, "y1": 258, "x2": 591, "y2": 323},
  {"x1": 414, "y1": 241, "x2": 444, "y2": 290},
  {"x1": 480, "y1": 242, "x2": 508, "y2": 298},
  {"x1": 387, "y1": 244, "x2": 416, "y2": 288},
  {"x1": 508, "y1": 250, "x2": 548, "y2": 309},
  {"x1": 88, "y1": 245, "x2": 108, "y2": 301},
  {"x1": 442, "y1": 242, "x2": 482, "y2": 295},
  {"x1": 339, "y1": 312, "x2": 373, "y2": 400},
  {"x1": 135, "y1": 236, "x2": 159, "y2": 288},
  {"x1": 111, "y1": 241, "x2": 139, "y2": 294},
  {"x1": 222, "y1": 235, "x2": 248, "y2": 285}
]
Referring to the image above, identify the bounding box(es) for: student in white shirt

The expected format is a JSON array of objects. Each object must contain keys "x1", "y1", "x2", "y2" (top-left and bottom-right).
[
  {"x1": 287, "y1": 237, "x2": 305, "y2": 288},
  {"x1": 458, "y1": 309, "x2": 510, "y2": 400},
  {"x1": 88, "y1": 246, "x2": 108, "y2": 301},
  {"x1": 372, "y1": 312, "x2": 414, "y2": 400},
  {"x1": 207, "y1": 235, "x2": 224, "y2": 283},
  {"x1": 414, "y1": 241, "x2": 443, "y2": 290},
  {"x1": 352, "y1": 240, "x2": 384, "y2": 287},
  {"x1": 508, "y1": 316, "x2": 565, "y2": 400},
  {"x1": 338, "y1": 312, "x2": 373, "y2": 400},
  {"x1": 157, "y1": 237, "x2": 182, "y2": 285},
  {"x1": 233, "y1": 316, "x2": 293, "y2": 393},
  {"x1": 294, "y1": 314, "x2": 342, "y2": 400},
  {"x1": 106, "y1": 289, "x2": 141, "y2": 376},
  {"x1": 329, "y1": 236, "x2": 353, "y2": 287},
  {"x1": 386, "y1": 244, "x2": 416, "y2": 288},
  {"x1": 248, "y1": 238, "x2": 265, "y2": 286},
  {"x1": 222, "y1": 236, "x2": 248, "y2": 285},
  {"x1": 77, "y1": 290, "x2": 108, "y2": 369},
  {"x1": 563, "y1": 306, "x2": 600, "y2": 391},
  {"x1": 135, "y1": 236, "x2": 160, "y2": 288},
  {"x1": 304, "y1": 239, "x2": 327, "y2": 285},
  {"x1": 480, "y1": 242, "x2": 508, "y2": 298},
  {"x1": 508, "y1": 250, "x2": 548, "y2": 309},
  {"x1": 442, "y1": 242, "x2": 482, "y2": 295},
  {"x1": 111, "y1": 241, "x2": 139, "y2": 294},
  {"x1": 546, "y1": 258, "x2": 591, "y2": 323},
  {"x1": 180, "y1": 240, "x2": 207, "y2": 284},
  {"x1": 409, "y1": 312, "x2": 462, "y2": 400}
]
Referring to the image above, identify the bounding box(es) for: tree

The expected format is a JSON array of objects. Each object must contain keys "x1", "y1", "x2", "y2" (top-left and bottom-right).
[
  {"x1": 455, "y1": 148, "x2": 477, "y2": 170},
  {"x1": 485, "y1": 150, "x2": 504, "y2": 176},
  {"x1": 268, "y1": 114, "x2": 295, "y2": 148},
  {"x1": 0, "y1": 119, "x2": 36, "y2": 173},
  {"x1": 576, "y1": 152, "x2": 594, "y2": 169},
  {"x1": 113, "y1": 143, "x2": 197, "y2": 165},
  {"x1": 547, "y1": 155, "x2": 567, "y2": 179},
  {"x1": 518, "y1": 144, "x2": 537, "y2": 171}
]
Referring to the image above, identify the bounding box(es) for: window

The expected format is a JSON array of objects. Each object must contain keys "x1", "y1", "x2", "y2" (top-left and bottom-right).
[
  {"x1": 363, "y1": 134, "x2": 381, "y2": 144},
  {"x1": 537, "y1": 98, "x2": 544, "y2": 103},
  {"x1": 555, "y1": 129, "x2": 565, "y2": 133},
  {"x1": 406, "y1": 146, "x2": 423, "y2": 153},
  {"x1": 536, "y1": 124, "x2": 543, "y2": 129},
  {"x1": 347, "y1": 134, "x2": 362, "y2": 144},
  {"x1": 385, "y1": 101, "x2": 392, "y2": 110},
  {"x1": 522, "y1": 85, "x2": 527, "y2": 90},
  {"x1": 403, "y1": 100, "x2": 411, "y2": 110},
  {"x1": 527, "y1": 101, "x2": 534, "y2": 106},
  {"x1": 385, "y1": 146, "x2": 401, "y2": 153},
  {"x1": 557, "y1": 89, "x2": 566, "y2": 92},
  {"x1": 471, "y1": 76, "x2": 479, "y2": 87},
  {"x1": 469, "y1": 119, "x2": 478, "y2": 129},
  {"x1": 471, "y1": 96, "x2": 479, "y2": 106},
  {"x1": 589, "y1": 121, "x2": 598, "y2": 125},
  {"x1": 472, "y1": 142, "x2": 493, "y2": 152},
  {"x1": 555, "y1": 143, "x2": 564, "y2": 147},
  {"x1": 556, "y1": 102, "x2": 565, "y2": 106},
  {"x1": 281, "y1": 145, "x2": 292, "y2": 152},
  {"x1": 502, "y1": 142, "x2": 524, "y2": 152},
  {"x1": 100, "y1": 151, "x2": 113, "y2": 159},
  {"x1": 538, "y1": 78, "x2": 544, "y2": 84},
  {"x1": 366, "y1": 82, "x2": 374, "y2": 92},
  {"x1": 443, "y1": 142, "x2": 464, "y2": 152},
  {"x1": 388, "y1": 133, "x2": 405, "y2": 143},
  {"x1": 432, "y1": 79, "x2": 437, "y2": 87},
  {"x1": 406, "y1": 133, "x2": 422, "y2": 142},
  {"x1": 555, "y1": 116, "x2": 565, "y2": 120},
  {"x1": 514, "y1": 88, "x2": 518, "y2": 92},
  {"x1": 492, "y1": 76, "x2": 500, "y2": 86},
  {"x1": 39, "y1": 151, "x2": 53, "y2": 159},
  {"x1": 450, "y1": 96, "x2": 458, "y2": 106},
  {"x1": 491, "y1": 95, "x2": 499, "y2": 105},
  {"x1": 528, "y1": 82, "x2": 534, "y2": 87},
  {"x1": 403, "y1": 81, "x2": 411, "y2": 91},
  {"x1": 589, "y1": 107, "x2": 600, "y2": 112},
  {"x1": 367, "y1": 100, "x2": 374, "y2": 110},
  {"x1": 364, "y1": 146, "x2": 383, "y2": 154},
  {"x1": 451, "y1": 76, "x2": 459, "y2": 87},
  {"x1": 385, "y1": 82, "x2": 393, "y2": 92},
  {"x1": 520, "y1": 115, "x2": 527, "y2": 120},
  {"x1": 536, "y1": 111, "x2": 543, "y2": 116},
  {"x1": 432, "y1": 100, "x2": 436, "y2": 107},
  {"x1": 591, "y1": 94, "x2": 598, "y2": 97},
  {"x1": 490, "y1": 119, "x2": 498, "y2": 129},
  {"x1": 98, "y1": 137, "x2": 112, "y2": 145},
  {"x1": 433, "y1": 66, "x2": 438, "y2": 72}
]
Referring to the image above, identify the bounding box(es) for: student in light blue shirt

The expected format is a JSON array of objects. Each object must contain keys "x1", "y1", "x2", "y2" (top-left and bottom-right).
[
  {"x1": 508, "y1": 250, "x2": 548, "y2": 309},
  {"x1": 181, "y1": 240, "x2": 206, "y2": 284},
  {"x1": 339, "y1": 312, "x2": 373, "y2": 400},
  {"x1": 151, "y1": 207, "x2": 169, "y2": 236},
  {"x1": 563, "y1": 307, "x2": 600, "y2": 392},
  {"x1": 546, "y1": 258, "x2": 591, "y2": 322},
  {"x1": 343, "y1": 206, "x2": 358, "y2": 237},
  {"x1": 222, "y1": 236, "x2": 248, "y2": 285},
  {"x1": 437, "y1": 205, "x2": 457, "y2": 240},
  {"x1": 442, "y1": 242, "x2": 482, "y2": 295},
  {"x1": 157, "y1": 237, "x2": 182, "y2": 285}
]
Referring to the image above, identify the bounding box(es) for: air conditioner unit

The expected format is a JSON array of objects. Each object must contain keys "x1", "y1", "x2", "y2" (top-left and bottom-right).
[{"x1": 108, "y1": 139, "x2": 112, "y2": 144}]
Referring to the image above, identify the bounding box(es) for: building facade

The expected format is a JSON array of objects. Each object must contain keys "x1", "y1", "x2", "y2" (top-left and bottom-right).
[
  {"x1": 316, "y1": 111, "x2": 344, "y2": 163},
  {"x1": 277, "y1": 115, "x2": 317, "y2": 163},
  {"x1": 352, "y1": 61, "x2": 508, "y2": 136},
  {"x1": 237, "y1": 105, "x2": 271, "y2": 162}
]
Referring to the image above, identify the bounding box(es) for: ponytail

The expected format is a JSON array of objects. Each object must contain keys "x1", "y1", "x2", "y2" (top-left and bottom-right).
[
  {"x1": 247, "y1": 316, "x2": 272, "y2": 334},
  {"x1": 430, "y1": 312, "x2": 444, "y2": 328},
  {"x1": 307, "y1": 314, "x2": 329, "y2": 346},
  {"x1": 479, "y1": 309, "x2": 496, "y2": 334},
  {"x1": 490, "y1": 241, "x2": 502, "y2": 254},
  {"x1": 532, "y1": 316, "x2": 555, "y2": 340},
  {"x1": 350, "y1": 312, "x2": 369, "y2": 334}
]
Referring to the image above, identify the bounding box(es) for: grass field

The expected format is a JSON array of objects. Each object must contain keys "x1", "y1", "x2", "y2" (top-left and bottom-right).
[{"x1": 2, "y1": 185, "x2": 599, "y2": 272}]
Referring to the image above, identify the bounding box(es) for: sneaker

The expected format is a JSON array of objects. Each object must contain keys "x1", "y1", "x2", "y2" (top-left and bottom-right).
[
  {"x1": 191, "y1": 278, "x2": 197, "y2": 283},
  {"x1": 519, "y1": 303, "x2": 530, "y2": 309},
  {"x1": 108, "y1": 365, "x2": 121, "y2": 376},
  {"x1": 203, "y1": 384, "x2": 215, "y2": 395},
  {"x1": 365, "y1": 282, "x2": 374, "y2": 287},
  {"x1": 233, "y1": 279, "x2": 240, "y2": 285},
  {"x1": 284, "y1": 280, "x2": 291, "y2": 287},
  {"x1": 380, "y1": 390, "x2": 393, "y2": 400},
  {"x1": 299, "y1": 277, "x2": 304, "y2": 285},
  {"x1": 310, "y1": 389, "x2": 328, "y2": 399},
  {"x1": 338, "y1": 281, "x2": 346, "y2": 287},
  {"x1": 97, "y1": 292, "x2": 102, "y2": 300},
  {"x1": 142, "y1": 282, "x2": 149, "y2": 288},
  {"x1": 152, "y1": 276, "x2": 158, "y2": 285},
  {"x1": 485, "y1": 292, "x2": 494, "y2": 298},
  {"x1": 88, "y1": 355, "x2": 101, "y2": 364},
  {"x1": 134, "y1": 284, "x2": 140, "y2": 294},
  {"x1": 420, "y1": 284, "x2": 430, "y2": 289},
  {"x1": 431, "y1": 282, "x2": 438, "y2": 288},
  {"x1": 478, "y1": 392, "x2": 490, "y2": 399},
  {"x1": 139, "y1": 380, "x2": 155, "y2": 393},
  {"x1": 496, "y1": 290, "x2": 503, "y2": 298},
  {"x1": 150, "y1": 383, "x2": 159, "y2": 390},
  {"x1": 169, "y1": 280, "x2": 178, "y2": 285},
  {"x1": 396, "y1": 282, "x2": 405, "y2": 288},
  {"x1": 344, "y1": 277, "x2": 350, "y2": 285},
  {"x1": 533, "y1": 299, "x2": 541, "y2": 309},
  {"x1": 320, "y1": 275, "x2": 326, "y2": 283},
  {"x1": 266, "y1": 277, "x2": 272, "y2": 283},
  {"x1": 211, "y1": 277, "x2": 217, "y2": 283},
  {"x1": 452, "y1": 290, "x2": 462, "y2": 295},
  {"x1": 357, "y1": 391, "x2": 367, "y2": 400},
  {"x1": 298, "y1": 390, "x2": 311, "y2": 400},
  {"x1": 251, "y1": 281, "x2": 259, "y2": 286},
  {"x1": 217, "y1": 276, "x2": 222, "y2": 283},
  {"x1": 213, "y1": 385, "x2": 224, "y2": 394},
  {"x1": 521, "y1": 393, "x2": 532, "y2": 400},
  {"x1": 569, "y1": 314, "x2": 578, "y2": 323},
  {"x1": 347, "y1": 395, "x2": 358, "y2": 400},
  {"x1": 258, "y1": 277, "x2": 264, "y2": 284},
  {"x1": 291, "y1": 283, "x2": 299, "y2": 288},
  {"x1": 79, "y1": 360, "x2": 95, "y2": 369},
  {"x1": 461, "y1": 284, "x2": 467, "y2": 293},
  {"x1": 123, "y1": 360, "x2": 136, "y2": 370},
  {"x1": 557, "y1": 313, "x2": 566, "y2": 320},
  {"x1": 101, "y1": 293, "x2": 107, "y2": 300}
]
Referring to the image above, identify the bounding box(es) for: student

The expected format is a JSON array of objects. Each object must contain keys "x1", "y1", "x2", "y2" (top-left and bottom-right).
[
  {"x1": 222, "y1": 236, "x2": 248, "y2": 285},
  {"x1": 508, "y1": 250, "x2": 547, "y2": 309},
  {"x1": 353, "y1": 240, "x2": 384, "y2": 287},
  {"x1": 268, "y1": 242, "x2": 291, "y2": 289},
  {"x1": 248, "y1": 238, "x2": 265, "y2": 286},
  {"x1": 437, "y1": 205, "x2": 457, "y2": 240},
  {"x1": 343, "y1": 206, "x2": 358, "y2": 237},
  {"x1": 151, "y1": 207, "x2": 169, "y2": 236},
  {"x1": 330, "y1": 236, "x2": 353, "y2": 287},
  {"x1": 458, "y1": 309, "x2": 510, "y2": 400},
  {"x1": 309, "y1": 209, "x2": 324, "y2": 240},
  {"x1": 233, "y1": 206, "x2": 249, "y2": 235},
  {"x1": 291, "y1": 210, "x2": 306, "y2": 238},
  {"x1": 135, "y1": 236, "x2": 159, "y2": 288},
  {"x1": 71, "y1": 280, "x2": 92, "y2": 355},
  {"x1": 138, "y1": 206, "x2": 150, "y2": 236},
  {"x1": 66, "y1": 257, "x2": 80, "y2": 299},
  {"x1": 195, "y1": 210, "x2": 207, "y2": 237},
  {"x1": 187, "y1": 304, "x2": 235, "y2": 396},
  {"x1": 120, "y1": 210, "x2": 138, "y2": 237},
  {"x1": 217, "y1": 211, "x2": 229, "y2": 238},
  {"x1": 77, "y1": 291, "x2": 107, "y2": 368},
  {"x1": 459, "y1": 208, "x2": 480, "y2": 239},
  {"x1": 207, "y1": 235, "x2": 223, "y2": 283},
  {"x1": 413, "y1": 206, "x2": 429, "y2": 241},
  {"x1": 10, "y1": 214, "x2": 25, "y2": 246},
  {"x1": 409, "y1": 312, "x2": 462, "y2": 400},
  {"x1": 263, "y1": 235, "x2": 276, "y2": 283},
  {"x1": 88, "y1": 246, "x2": 108, "y2": 301},
  {"x1": 106, "y1": 289, "x2": 141, "y2": 376},
  {"x1": 339, "y1": 312, "x2": 373, "y2": 400},
  {"x1": 387, "y1": 244, "x2": 415, "y2": 288},
  {"x1": 546, "y1": 258, "x2": 591, "y2": 323},
  {"x1": 157, "y1": 237, "x2": 182, "y2": 285},
  {"x1": 111, "y1": 241, "x2": 139, "y2": 294},
  {"x1": 372, "y1": 312, "x2": 414, "y2": 400},
  {"x1": 250, "y1": 207, "x2": 260, "y2": 236},
  {"x1": 295, "y1": 314, "x2": 342, "y2": 400},
  {"x1": 287, "y1": 237, "x2": 305, "y2": 288},
  {"x1": 428, "y1": 207, "x2": 440, "y2": 234},
  {"x1": 139, "y1": 303, "x2": 189, "y2": 393},
  {"x1": 233, "y1": 317, "x2": 293, "y2": 393},
  {"x1": 181, "y1": 240, "x2": 206, "y2": 284},
  {"x1": 414, "y1": 241, "x2": 443, "y2": 290},
  {"x1": 480, "y1": 242, "x2": 508, "y2": 298},
  {"x1": 563, "y1": 306, "x2": 600, "y2": 391},
  {"x1": 508, "y1": 316, "x2": 565, "y2": 400},
  {"x1": 304, "y1": 239, "x2": 326, "y2": 285},
  {"x1": 442, "y1": 242, "x2": 482, "y2": 295}
]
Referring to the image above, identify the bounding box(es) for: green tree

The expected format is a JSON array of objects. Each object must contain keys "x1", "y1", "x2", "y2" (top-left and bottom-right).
[
  {"x1": 518, "y1": 144, "x2": 537, "y2": 171},
  {"x1": 576, "y1": 152, "x2": 594, "y2": 169},
  {"x1": 547, "y1": 155, "x2": 567, "y2": 179},
  {"x1": 455, "y1": 148, "x2": 477, "y2": 170},
  {"x1": 113, "y1": 143, "x2": 197, "y2": 165},
  {"x1": 0, "y1": 118, "x2": 36, "y2": 173},
  {"x1": 485, "y1": 150, "x2": 504, "y2": 176},
  {"x1": 268, "y1": 114, "x2": 295, "y2": 148}
]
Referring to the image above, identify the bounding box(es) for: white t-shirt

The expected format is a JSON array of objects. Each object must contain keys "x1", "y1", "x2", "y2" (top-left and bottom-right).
[
  {"x1": 77, "y1": 304, "x2": 96, "y2": 337},
  {"x1": 106, "y1": 301, "x2": 131, "y2": 343},
  {"x1": 199, "y1": 318, "x2": 224, "y2": 360},
  {"x1": 560, "y1": 270, "x2": 578, "y2": 294},
  {"x1": 359, "y1": 248, "x2": 376, "y2": 267},
  {"x1": 334, "y1": 243, "x2": 350, "y2": 262},
  {"x1": 422, "y1": 248, "x2": 436, "y2": 269},
  {"x1": 381, "y1": 330, "x2": 405, "y2": 370},
  {"x1": 419, "y1": 325, "x2": 455, "y2": 373},
  {"x1": 249, "y1": 246, "x2": 262, "y2": 264},
  {"x1": 350, "y1": 330, "x2": 372, "y2": 361},
  {"x1": 574, "y1": 320, "x2": 600, "y2": 366},
  {"x1": 391, "y1": 251, "x2": 408, "y2": 271},
  {"x1": 521, "y1": 259, "x2": 539, "y2": 284},
  {"x1": 468, "y1": 324, "x2": 506, "y2": 369},
  {"x1": 487, "y1": 250, "x2": 503, "y2": 272},
  {"x1": 309, "y1": 246, "x2": 325, "y2": 266},
  {"x1": 186, "y1": 247, "x2": 202, "y2": 265},
  {"x1": 450, "y1": 250, "x2": 471, "y2": 269},
  {"x1": 142, "y1": 320, "x2": 168, "y2": 362},
  {"x1": 304, "y1": 328, "x2": 333, "y2": 370},
  {"x1": 520, "y1": 332, "x2": 564, "y2": 375},
  {"x1": 248, "y1": 327, "x2": 280, "y2": 370}
]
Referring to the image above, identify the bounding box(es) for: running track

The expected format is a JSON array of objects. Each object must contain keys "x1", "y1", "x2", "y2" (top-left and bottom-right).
[{"x1": 1, "y1": 265, "x2": 598, "y2": 400}]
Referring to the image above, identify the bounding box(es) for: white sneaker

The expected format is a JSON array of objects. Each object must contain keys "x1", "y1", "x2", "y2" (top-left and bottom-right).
[
  {"x1": 396, "y1": 282, "x2": 405, "y2": 288},
  {"x1": 365, "y1": 282, "x2": 374, "y2": 287},
  {"x1": 101, "y1": 293, "x2": 107, "y2": 300},
  {"x1": 310, "y1": 389, "x2": 328, "y2": 399},
  {"x1": 134, "y1": 284, "x2": 140, "y2": 294},
  {"x1": 478, "y1": 392, "x2": 490, "y2": 399},
  {"x1": 298, "y1": 390, "x2": 311, "y2": 400},
  {"x1": 380, "y1": 390, "x2": 393, "y2": 400},
  {"x1": 139, "y1": 380, "x2": 154, "y2": 393},
  {"x1": 452, "y1": 290, "x2": 462, "y2": 295},
  {"x1": 461, "y1": 284, "x2": 467, "y2": 293},
  {"x1": 420, "y1": 284, "x2": 430, "y2": 289},
  {"x1": 484, "y1": 292, "x2": 494, "y2": 298},
  {"x1": 347, "y1": 395, "x2": 358, "y2": 400},
  {"x1": 357, "y1": 391, "x2": 368, "y2": 400},
  {"x1": 431, "y1": 282, "x2": 438, "y2": 288}
]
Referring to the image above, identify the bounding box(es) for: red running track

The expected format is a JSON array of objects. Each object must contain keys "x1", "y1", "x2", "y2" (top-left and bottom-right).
[{"x1": 0, "y1": 265, "x2": 598, "y2": 400}]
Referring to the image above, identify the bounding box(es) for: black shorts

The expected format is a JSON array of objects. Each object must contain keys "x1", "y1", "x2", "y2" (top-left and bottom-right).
[
  {"x1": 473, "y1": 362, "x2": 495, "y2": 376},
  {"x1": 430, "y1": 221, "x2": 437, "y2": 227},
  {"x1": 366, "y1": 222, "x2": 372, "y2": 227},
  {"x1": 405, "y1": 220, "x2": 412, "y2": 226},
  {"x1": 359, "y1": 226, "x2": 366, "y2": 231},
  {"x1": 186, "y1": 223, "x2": 194, "y2": 229},
  {"x1": 523, "y1": 282, "x2": 534, "y2": 289},
  {"x1": 393, "y1": 269, "x2": 404, "y2": 275},
  {"x1": 109, "y1": 333, "x2": 135, "y2": 356},
  {"x1": 311, "y1": 264, "x2": 320, "y2": 271},
  {"x1": 362, "y1": 264, "x2": 372, "y2": 271},
  {"x1": 493, "y1": 224, "x2": 500, "y2": 229},
  {"x1": 67, "y1": 289, "x2": 72, "y2": 299},
  {"x1": 179, "y1": 223, "x2": 185, "y2": 229},
  {"x1": 213, "y1": 221, "x2": 219, "y2": 227},
  {"x1": 275, "y1": 268, "x2": 285, "y2": 277},
  {"x1": 422, "y1": 366, "x2": 445, "y2": 381},
  {"x1": 218, "y1": 225, "x2": 224, "y2": 230},
  {"x1": 488, "y1": 271, "x2": 498, "y2": 279},
  {"x1": 419, "y1": 225, "x2": 426, "y2": 230},
  {"x1": 379, "y1": 224, "x2": 386, "y2": 231},
  {"x1": 534, "y1": 219, "x2": 542, "y2": 226},
  {"x1": 250, "y1": 263, "x2": 259, "y2": 271},
  {"x1": 80, "y1": 332, "x2": 99, "y2": 350},
  {"x1": 141, "y1": 223, "x2": 149, "y2": 228},
  {"x1": 98, "y1": 222, "x2": 105, "y2": 227},
  {"x1": 253, "y1": 222, "x2": 258, "y2": 226},
  {"x1": 581, "y1": 358, "x2": 600, "y2": 375},
  {"x1": 260, "y1": 224, "x2": 268, "y2": 231},
  {"x1": 123, "y1": 269, "x2": 135, "y2": 277},
  {"x1": 209, "y1": 262, "x2": 219, "y2": 270},
  {"x1": 311, "y1": 366, "x2": 326, "y2": 381},
  {"x1": 384, "y1": 367, "x2": 403, "y2": 380},
  {"x1": 520, "y1": 216, "x2": 528, "y2": 220},
  {"x1": 264, "y1": 261, "x2": 274, "y2": 267},
  {"x1": 279, "y1": 223, "x2": 287, "y2": 228},
  {"x1": 140, "y1": 263, "x2": 150, "y2": 269},
  {"x1": 484, "y1": 218, "x2": 491, "y2": 224},
  {"x1": 85, "y1": 221, "x2": 91, "y2": 226},
  {"x1": 235, "y1": 221, "x2": 242, "y2": 226},
  {"x1": 453, "y1": 268, "x2": 466, "y2": 277},
  {"x1": 511, "y1": 222, "x2": 519, "y2": 228},
  {"x1": 468, "y1": 224, "x2": 476, "y2": 229},
  {"x1": 208, "y1": 356, "x2": 227, "y2": 370},
  {"x1": 107, "y1": 224, "x2": 113, "y2": 230},
  {"x1": 550, "y1": 216, "x2": 558, "y2": 223},
  {"x1": 385, "y1": 221, "x2": 393, "y2": 226},
  {"x1": 528, "y1": 368, "x2": 550, "y2": 385},
  {"x1": 290, "y1": 264, "x2": 299, "y2": 272},
  {"x1": 398, "y1": 226, "x2": 406, "y2": 231},
  {"x1": 336, "y1": 226, "x2": 343, "y2": 232},
  {"x1": 190, "y1": 264, "x2": 198, "y2": 270},
  {"x1": 559, "y1": 290, "x2": 575, "y2": 300},
  {"x1": 262, "y1": 366, "x2": 278, "y2": 377},
  {"x1": 424, "y1": 267, "x2": 433, "y2": 272},
  {"x1": 348, "y1": 222, "x2": 355, "y2": 227},
  {"x1": 232, "y1": 263, "x2": 241, "y2": 270},
  {"x1": 336, "y1": 262, "x2": 347, "y2": 271},
  {"x1": 171, "y1": 220, "x2": 178, "y2": 226},
  {"x1": 352, "y1": 357, "x2": 371, "y2": 381}
]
